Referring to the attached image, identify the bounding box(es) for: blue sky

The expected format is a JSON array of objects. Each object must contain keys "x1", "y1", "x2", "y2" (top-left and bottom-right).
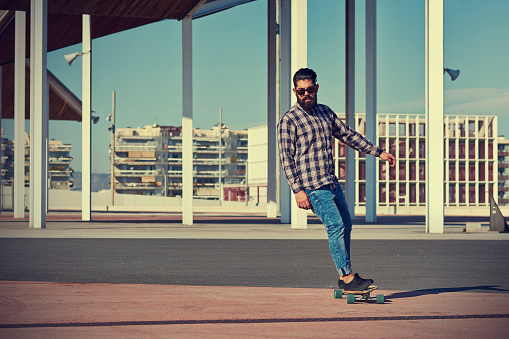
[{"x1": 4, "y1": 0, "x2": 509, "y2": 173}]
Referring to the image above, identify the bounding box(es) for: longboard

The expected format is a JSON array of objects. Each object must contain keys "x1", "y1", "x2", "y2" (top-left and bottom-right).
[{"x1": 334, "y1": 285, "x2": 384, "y2": 304}]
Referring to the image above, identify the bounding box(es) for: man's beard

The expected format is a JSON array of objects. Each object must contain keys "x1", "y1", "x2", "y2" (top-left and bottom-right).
[{"x1": 297, "y1": 95, "x2": 317, "y2": 112}]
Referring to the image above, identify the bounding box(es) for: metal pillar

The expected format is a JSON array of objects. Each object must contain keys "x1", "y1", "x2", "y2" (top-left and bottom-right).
[
  {"x1": 267, "y1": 0, "x2": 278, "y2": 218},
  {"x1": 32, "y1": 0, "x2": 48, "y2": 228},
  {"x1": 14, "y1": 11, "x2": 26, "y2": 218},
  {"x1": 345, "y1": 0, "x2": 356, "y2": 219},
  {"x1": 279, "y1": 0, "x2": 291, "y2": 224},
  {"x1": 110, "y1": 91, "x2": 116, "y2": 207},
  {"x1": 82, "y1": 14, "x2": 92, "y2": 221},
  {"x1": 365, "y1": 0, "x2": 377, "y2": 223},
  {"x1": 425, "y1": 0, "x2": 444, "y2": 233},
  {"x1": 182, "y1": 15, "x2": 193, "y2": 225}
]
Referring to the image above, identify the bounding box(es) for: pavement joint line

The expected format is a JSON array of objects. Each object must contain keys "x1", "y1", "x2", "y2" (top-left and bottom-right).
[{"x1": 2, "y1": 314, "x2": 509, "y2": 328}]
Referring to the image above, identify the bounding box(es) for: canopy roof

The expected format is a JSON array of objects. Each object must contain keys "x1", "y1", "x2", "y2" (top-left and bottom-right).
[{"x1": 0, "y1": 0, "x2": 255, "y2": 120}]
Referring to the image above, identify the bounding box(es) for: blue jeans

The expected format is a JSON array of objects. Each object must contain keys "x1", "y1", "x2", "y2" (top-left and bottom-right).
[{"x1": 305, "y1": 185, "x2": 352, "y2": 276}]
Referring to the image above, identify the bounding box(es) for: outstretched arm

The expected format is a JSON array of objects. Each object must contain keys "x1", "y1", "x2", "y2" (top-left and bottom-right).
[{"x1": 379, "y1": 151, "x2": 396, "y2": 167}]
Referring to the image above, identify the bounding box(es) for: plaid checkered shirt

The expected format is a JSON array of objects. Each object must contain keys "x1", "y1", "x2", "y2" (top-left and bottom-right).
[{"x1": 277, "y1": 103, "x2": 383, "y2": 194}]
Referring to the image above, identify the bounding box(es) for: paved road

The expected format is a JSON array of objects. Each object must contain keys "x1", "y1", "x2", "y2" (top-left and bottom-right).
[{"x1": 1, "y1": 239, "x2": 508, "y2": 293}]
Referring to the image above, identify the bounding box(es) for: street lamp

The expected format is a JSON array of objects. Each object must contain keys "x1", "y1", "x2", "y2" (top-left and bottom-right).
[{"x1": 106, "y1": 91, "x2": 116, "y2": 206}]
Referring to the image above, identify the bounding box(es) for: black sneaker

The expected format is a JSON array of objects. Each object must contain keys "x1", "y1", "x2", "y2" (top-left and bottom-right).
[
  {"x1": 338, "y1": 279, "x2": 345, "y2": 289},
  {"x1": 341, "y1": 273, "x2": 373, "y2": 291}
]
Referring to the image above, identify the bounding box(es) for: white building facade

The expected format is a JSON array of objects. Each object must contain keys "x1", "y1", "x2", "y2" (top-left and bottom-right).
[{"x1": 248, "y1": 113, "x2": 505, "y2": 214}]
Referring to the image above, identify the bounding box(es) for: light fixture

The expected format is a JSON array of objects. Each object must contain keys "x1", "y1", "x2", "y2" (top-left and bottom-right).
[
  {"x1": 64, "y1": 50, "x2": 91, "y2": 66},
  {"x1": 92, "y1": 115, "x2": 100, "y2": 124},
  {"x1": 444, "y1": 68, "x2": 460, "y2": 81}
]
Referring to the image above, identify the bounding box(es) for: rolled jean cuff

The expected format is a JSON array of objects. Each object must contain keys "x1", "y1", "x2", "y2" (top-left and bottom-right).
[{"x1": 339, "y1": 267, "x2": 352, "y2": 277}]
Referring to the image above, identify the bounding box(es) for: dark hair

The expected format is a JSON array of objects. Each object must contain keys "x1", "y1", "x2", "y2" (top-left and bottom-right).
[{"x1": 293, "y1": 68, "x2": 317, "y2": 88}]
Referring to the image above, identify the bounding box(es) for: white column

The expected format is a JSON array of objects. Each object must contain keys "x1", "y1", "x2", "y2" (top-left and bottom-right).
[
  {"x1": 82, "y1": 14, "x2": 92, "y2": 221},
  {"x1": 365, "y1": 0, "x2": 377, "y2": 223},
  {"x1": 32, "y1": 0, "x2": 48, "y2": 228},
  {"x1": 425, "y1": 0, "x2": 444, "y2": 233},
  {"x1": 182, "y1": 15, "x2": 193, "y2": 225},
  {"x1": 14, "y1": 11, "x2": 26, "y2": 218},
  {"x1": 290, "y1": 0, "x2": 308, "y2": 229},
  {"x1": 267, "y1": 0, "x2": 278, "y2": 218},
  {"x1": 345, "y1": 0, "x2": 356, "y2": 218},
  {"x1": 279, "y1": 0, "x2": 291, "y2": 224},
  {"x1": 29, "y1": 0, "x2": 35, "y2": 227}
]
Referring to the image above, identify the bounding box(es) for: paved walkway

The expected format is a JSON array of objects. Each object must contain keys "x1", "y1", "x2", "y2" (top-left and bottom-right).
[{"x1": 1, "y1": 211, "x2": 508, "y2": 337}]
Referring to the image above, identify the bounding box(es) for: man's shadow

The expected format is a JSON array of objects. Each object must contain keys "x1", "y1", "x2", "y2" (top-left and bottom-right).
[{"x1": 386, "y1": 286, "x2": 507, "y2": 300}]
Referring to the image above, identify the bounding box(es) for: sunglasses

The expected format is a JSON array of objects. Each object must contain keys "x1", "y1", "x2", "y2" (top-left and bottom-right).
[{"x1": 295, "y1": 86, "x2": 316, "y2": 96}]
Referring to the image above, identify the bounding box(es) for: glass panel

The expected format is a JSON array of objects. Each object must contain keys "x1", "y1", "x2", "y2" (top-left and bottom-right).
[
  {"x1": 468, "y1": 141, "x2": 476, "y2": 159},
  {"x1": 399, "y1": 183, "x2": 406, "y2": 204},
  {"x1": 399, "y1": 123, "x2": 406, "y2": 136},
  {"x1": 469, "y1": 162, "x2": 475, "y2": 181},
  {"x1": 409, "y1": 162, "x2": 416, "y2": 181},
  {"x1": 479, "y1": 141, "x2": 485, "y2": 159},
  {"x1": 359, "y1": 162, "x2": 366, "y2": 180},
  {"x1": 479, "y1": 185, "x2": 485, "y2": 204},
  {"x1": 459, "y1": 162, "x2": 466, "y2": 181},
  {"x1": 399, "y1": 162, "x2": 406, "y2": 180},
  {"x1": 479, "y1": 163, "x2": 485, "y2": 181},
  {"x1": 449, "y1": 163, "x2": 456, "y2": 181},
  {"x1": 449, "y1": 141, "x2": 456, "y2": 158},
  {"x1": 449, "y1": 184, "x2": 456, "y2": 204},
  {"x1": 469, "y1": 185, "x2": 476, "y2": 204},
  {"x1": 399, "y1": 141, "x2": 406, "y2": 158},
  {"x1": 389, "y1": 183, "x2": 396, "y2": 203},
  {"x1": 419, "y1": 123, "x2": 426, "y2": 136},
  {"x1": 409, "y1": 140, "x2": 416, "y2": 158},
  {"x1": 389, "y1": 123, "x2": 396, "y2": 136},
  {"x1": 459, "y1": 141, "x2": 466, "y2": 159},
  {"x1": 419, "y1": 163, "x2": 425, "y2": 181},
  {"x1": 409, "y1": 123, "x2": 416, "y2": 136},
  {"x1": 419, "y1": 184, "x2": 425, "y2": 203},
  {"x1": 409, "y1": 183, "x2": 416, "y2": 203},
  {"x1": 359, "y1": 183, "x2": 366, "y2": 203},
  {"x1": 459, "y1": 184, "x2": 466, "y2": 203},
  {"x1": 379, "y1": 163, "x2": 387, "y2": 180},
  {"x1": 379, "y1": 183, "x2": 386, "y2": 203}
]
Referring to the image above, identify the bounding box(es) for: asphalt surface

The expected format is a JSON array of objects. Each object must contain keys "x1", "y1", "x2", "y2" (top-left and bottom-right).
[{"x1": 1, "y1": 238, "x2": 508, "y2": 293}]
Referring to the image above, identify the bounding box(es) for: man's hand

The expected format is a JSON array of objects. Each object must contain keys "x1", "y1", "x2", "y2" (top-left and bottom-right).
[
  {"x1": 380, "y1": 151, "x2": 396, "y2": 167},
  {"x1": 295, "y1": 190, "x2": 312, "y2": 210}
]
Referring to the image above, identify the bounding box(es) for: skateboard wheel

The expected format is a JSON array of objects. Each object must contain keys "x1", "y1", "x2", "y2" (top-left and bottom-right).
[
  {"x1": 347, "y1": 294, "x2": 356, "y2": 304},
  {"x1": 334, "y1": 290, "x2": 343, "y2": 299},
  {"x1": 376, "y1": 294, "x2": 384, "y2": 304}
]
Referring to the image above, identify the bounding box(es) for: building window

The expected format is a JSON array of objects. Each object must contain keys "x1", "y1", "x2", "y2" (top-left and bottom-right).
[
  {"x1": 419, "y1": 123, "x2": 426, "y2": 136},
  {"x1": 449, "y1": 184, "x2": 456, "y2": 203},
  {"x1": 409, "y1": 183, "x2": 416, "y2": 203},
  {"x1": 399, "y1": 162, "x2": 406, "y2": 180}
]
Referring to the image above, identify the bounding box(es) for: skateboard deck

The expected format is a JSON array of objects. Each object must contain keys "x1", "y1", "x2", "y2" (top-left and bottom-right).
[{"x1": 334, "y1": 285, "x2": 384, "y2": 304}]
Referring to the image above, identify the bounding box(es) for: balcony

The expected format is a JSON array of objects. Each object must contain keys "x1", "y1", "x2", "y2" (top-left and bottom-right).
[{"x1": 114, "y1": 170, "x2": 161, "y2": 177}]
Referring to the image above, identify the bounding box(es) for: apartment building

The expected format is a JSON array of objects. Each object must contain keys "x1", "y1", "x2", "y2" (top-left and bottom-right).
[
  {"x1": 247, "y1": 113, "x2": 506, "y2": 209},
  {"x1": 113, "y1": 124, "x2": 169, "y2": 196},
  {"x1": 1, "y1": 130, "x2": 73, "y2": 190},
  {"x1": 113, "y1": 124, "x2": 248, "y2": 199},
  {"x1": 48, "y1": 139, "x2": 74, "y2": 190},
  {"x1": 498, "y1": 137, "x2": 509, "y2": 205}
]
